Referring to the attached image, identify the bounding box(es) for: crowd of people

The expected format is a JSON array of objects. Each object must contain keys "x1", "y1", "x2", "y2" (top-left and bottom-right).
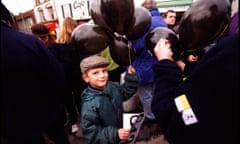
[{"x1": 1, "y1": 0, "x2": 238, "y2": 143}]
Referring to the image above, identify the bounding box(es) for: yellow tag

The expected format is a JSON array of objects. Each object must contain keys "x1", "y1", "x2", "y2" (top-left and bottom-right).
[
  {"x1": 175, "y1": 94, "x2": 190, "y2": 112},
  {"x1": 183, "y1": 76, "x2": 187, "y2": 81},
  {"x1": 179, "y1": 94, "x2": 190, "y2": 109}
]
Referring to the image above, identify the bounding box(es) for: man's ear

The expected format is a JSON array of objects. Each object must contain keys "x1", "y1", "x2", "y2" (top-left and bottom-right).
[{"x1": 82, "y1": 73, "x2": 89, "y2": 83}]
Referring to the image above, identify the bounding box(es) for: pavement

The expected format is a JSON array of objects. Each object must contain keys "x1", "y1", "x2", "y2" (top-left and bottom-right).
[
  {"x1": 44, "y1": 119, "x2": 87, "y2": 144},
  {"x1": 45, "y1": 95, "x2": 169, "y2": 144},
  {"x1": 45, "y1": 120, "x2": 169, "y2": 144}
]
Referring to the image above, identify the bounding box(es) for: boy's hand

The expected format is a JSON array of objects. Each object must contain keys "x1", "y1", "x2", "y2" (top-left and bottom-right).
[
  {"x1": 118, "y1": 128, "x2": 131, "y2": 140},
  {"x1": 127, "y1": 65, "x2": 136, "y2": 74}
]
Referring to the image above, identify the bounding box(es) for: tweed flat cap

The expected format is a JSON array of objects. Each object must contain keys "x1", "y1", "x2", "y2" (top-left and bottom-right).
[{"x1": 80, "y1": 55, "x2": 110, "y2": 73}]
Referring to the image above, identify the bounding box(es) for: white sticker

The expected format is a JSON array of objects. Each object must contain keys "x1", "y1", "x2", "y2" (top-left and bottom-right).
[
  {"x1": 175, "y1": 94, "x2": 198, "y2": 125},
  {"x1": 182, "y1": 108, "x2": 198, "y2": 125}
]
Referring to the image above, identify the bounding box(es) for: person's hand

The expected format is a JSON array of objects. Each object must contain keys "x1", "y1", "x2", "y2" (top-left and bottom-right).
[
  {"x1": 127, "y1": 65, "x2": 136, "y2": 74},
  {"x1": 153, "y1": 39, "x2": 173, "y2": 61},
  {"x1": 118, "y1": 128, "x2": 131, "y2": 140},
  {"x1": 176, "y1": 60, "x2": 186, "y2": 71},
  {"x1": 188, "y1": 54, "x2": 199, "y2": 62}
]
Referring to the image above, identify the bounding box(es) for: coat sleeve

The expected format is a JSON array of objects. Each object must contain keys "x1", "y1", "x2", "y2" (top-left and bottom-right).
[
  {"x1": 151, "y1": 60, "x2": 182, "y2": 132},
  {"x1": 120, "y1": 73, "x2": 140, "y2": 101}
]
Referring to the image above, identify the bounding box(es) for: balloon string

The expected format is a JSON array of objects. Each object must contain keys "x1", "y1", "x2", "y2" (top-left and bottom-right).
[
  {"x1": 128, "y1": 42, "x2": 132, "y2": 65},
  {"x1": 213, "y1": 23, "x2": 229, "y2": 42},
  {"x1": 114, "y1": 32, "x2": 122, "y2": 41}
]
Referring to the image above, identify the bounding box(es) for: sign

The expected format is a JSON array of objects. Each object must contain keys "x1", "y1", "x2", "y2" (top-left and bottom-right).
[
  {"x1": 60, "y1": 0, "x2": 90, "y2": 20},
  {"x1": 157, "y1": 0, "x2": 192, "y2": 8},
  {"x1": 120, "y1": 112, "x2": 146, "y2": 144},
  {"x1": 72, "y1": 0, "x2": 90, "y2": 19}
]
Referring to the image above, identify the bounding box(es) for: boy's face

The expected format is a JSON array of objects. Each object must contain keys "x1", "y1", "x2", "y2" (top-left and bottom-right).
[{"x1": 82, "y1": 67, "x2": 109, "y2": 89}]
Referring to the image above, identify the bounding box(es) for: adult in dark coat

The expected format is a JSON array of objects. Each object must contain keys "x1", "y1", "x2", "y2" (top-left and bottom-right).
[
  {"x1": 151, "y1": 33, "x2": 239, "y2": 144},
  {"x1": 1, "y1": 3, "x2": 68, "y2": 144},
  {"x1": 31, "y1": 23, "x2": 70, "y2": 143}
]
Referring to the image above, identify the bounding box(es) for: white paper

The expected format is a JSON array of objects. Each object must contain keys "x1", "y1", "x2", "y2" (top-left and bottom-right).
[{"x1": 123, "y1": 113, "x2": 141, "y2": 129}]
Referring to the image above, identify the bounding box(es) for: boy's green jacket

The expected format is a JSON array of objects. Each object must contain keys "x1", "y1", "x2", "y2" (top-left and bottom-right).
[{"x1": 81, "y1": 73, "x2": 139, "y2": 144}]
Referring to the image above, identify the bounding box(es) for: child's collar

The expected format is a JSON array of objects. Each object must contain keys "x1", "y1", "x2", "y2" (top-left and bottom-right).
[{"x1": 87, "y1": 85, "x2": 104, "y2": 95}]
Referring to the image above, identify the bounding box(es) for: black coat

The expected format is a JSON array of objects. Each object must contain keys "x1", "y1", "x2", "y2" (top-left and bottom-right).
[
  {"x1": 152, "y1": 33, "x2": 239, "y2": 144},
  {"x1": 1, "y1": 24, "x2": 67, "y2": 144}
]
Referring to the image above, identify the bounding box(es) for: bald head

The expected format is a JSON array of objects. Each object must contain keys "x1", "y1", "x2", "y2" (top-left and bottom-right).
[{"x1": 142, "y1": 0, "x2": 157, "y2": 9}]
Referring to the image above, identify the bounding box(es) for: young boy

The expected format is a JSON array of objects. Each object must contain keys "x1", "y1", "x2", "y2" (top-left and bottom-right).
[{"x1": 80, "y1": 55, "x2": 139, "y2": 144}]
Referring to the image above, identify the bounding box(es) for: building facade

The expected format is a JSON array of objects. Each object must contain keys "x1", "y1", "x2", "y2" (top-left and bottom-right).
[{"x1": 15, "y1": 0, "x2": 194, "y2": 33}]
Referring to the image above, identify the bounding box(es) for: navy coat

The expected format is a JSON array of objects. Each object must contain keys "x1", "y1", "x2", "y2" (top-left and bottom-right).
[
  {"x1": 1, "y1": 24, "x2": 67, "y2": 144},
  {"x1": 152, "y1": 33, "x2": 239, "y2": 144}
]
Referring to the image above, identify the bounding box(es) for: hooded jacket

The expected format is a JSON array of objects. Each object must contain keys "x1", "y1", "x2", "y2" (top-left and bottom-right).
[{"x1": 131, "y1": 8, "x2": 167, "y2": 85}]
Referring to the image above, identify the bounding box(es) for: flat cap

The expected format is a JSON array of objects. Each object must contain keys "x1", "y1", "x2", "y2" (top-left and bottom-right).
[
  {"x1": 31, "y1": 23, "x2": 49, "y2": 36},
  {"x1": 80, "y1": 55, "x2": 110, "y2": 73}
]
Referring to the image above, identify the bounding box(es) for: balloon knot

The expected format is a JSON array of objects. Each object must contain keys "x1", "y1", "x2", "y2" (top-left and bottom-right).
[{"x1": 114, "y1": 32, "x2": 126, "y2": 41}]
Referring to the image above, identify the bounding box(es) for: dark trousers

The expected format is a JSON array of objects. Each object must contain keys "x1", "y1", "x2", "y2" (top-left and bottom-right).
[
  {"x1": 44, "y1": 110, "x2": 70, "y2": 144},
  {"x1": 64, "y1": 93, "x2": 78, "y2": 125}
]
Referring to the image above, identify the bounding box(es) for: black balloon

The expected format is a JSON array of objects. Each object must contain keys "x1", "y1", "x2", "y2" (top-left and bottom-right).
[
  {"x1": 126, "y1": 6, "x2": 152, "y2": 40},
  {"x1": 100, "y1": 0, "x2": 135, "y2": 35},
  {"x1": 71, "y1": 24, "x2": 110, "y2": 55},
  {"x1": 109, "y1": 36, "x2": 135, "y2": 66},
  {"x1": 146, "y1": 27, "x2": 182, "y2": 60},
  {"x1": 178, "y1": 0, "x2": 231, "y2": 51},
  {"x1": 90, "y1": 0, "x2": 113, "y2": 33}
]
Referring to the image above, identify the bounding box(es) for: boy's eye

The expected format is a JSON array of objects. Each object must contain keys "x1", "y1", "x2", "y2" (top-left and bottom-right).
[
  {"x1": 103, "y1": 69, "x2": 108, "y2": 73},
  {"x1": 92, "y1": 71, "x2": 98, "y2": 75}
]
